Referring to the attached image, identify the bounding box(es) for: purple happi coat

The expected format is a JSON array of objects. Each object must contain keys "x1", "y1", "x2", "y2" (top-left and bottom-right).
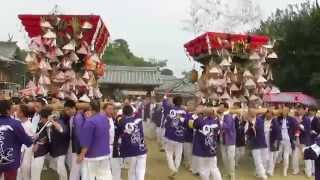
[
  {"x1": 163, "y1": 98, "x2": 187, "y2": 143},
  {"x1": 80, "y1": 113, "x2": 110, "y2": 158},
  {"x1": 304, "y1": 137, "x2": 320, "y2": 180},
  {"x1": 71, "y1": 112, "x2": 86, "y2": 154},
  {"x1": 192, "y1": 116, "x2": 220, "y2": 157},
  {"x1": 184, "y1": 112, "x2": 195, "y2": 143},
  {"x1": 235, "y1": 115, "x2": 246, "y2": 147},
  {"x1": 221, "y1": 113, "x2": 236, "y2": 146},
  {"x1": 0, "y1": 116, "x2": 32, "y2": 171},
  {"x1": 299, "y1": 115, "x2": 314, "y2": 146},
  {"x1": 277, "y1": 116, "x2": 298, "y2": 150},
  {"x1": 246, "y1": 116, "x2": 281, "y2": 151},
  {"x1": 118, "y1": 116, "x2": 147, "y2": 157}
]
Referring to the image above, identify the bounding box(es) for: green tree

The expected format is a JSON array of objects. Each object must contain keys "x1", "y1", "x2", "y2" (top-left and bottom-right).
[
  {"x1": 255, "y1": 0, "x2": 320, "y2": 98},
  {"x1": 161, "y1": 68, "x2": 174, "y2": 76},
  {"x1": 102, "y1": 39, "x2": 153, "y2": 67}
]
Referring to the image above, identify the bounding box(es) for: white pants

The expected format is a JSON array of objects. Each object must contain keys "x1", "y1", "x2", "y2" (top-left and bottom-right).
[
  {"x1": 126, "y1": 154, "x2": 147, "y2": 180},
  {"x1": 235, "y1": 146, "x2": 246, "y2": 166},
  {"x1": 156, "y1": 127, "x2": 165, "y2": 149},
  {"x1": 111, "y1": 158, "x2": 122, "y2": 180},
  {"x1": 82, "y1": 158, "x2": 112, "y2": 180},
  {"x1": 220, "y1": 145, "x2": 236, "y2": 179},
  {"x1": 18, "y1": 148, "x2": 33, "y2": 180},
  {"x1": 266, "y1": 150, "x2": 277, "y2": 176},
  {"x1": 143, "y1": 119, "x2": 156, "y2": 139},
  {"x1": 69, "y1": 153, "x2": 82, "y2": 180},
  {"x1": 30, "y1": 156, "x2": 45, "y2": 180},
  {"x1": 66, "y1": 144, "x2": 73, "y2": 170},
  {"x1": 183, "y1": 143, "x2": 193, "y2": 169},
  {"x1": 165, "y1": 140, "x2": 183, "y2": 173},
  {"x1": 198, "y1": 156, "x2": 222, "y2": 180},
  {"x1": 50, "y1": 155, "x2": 68, "y2": 180},
  {"x1": 278, "y1": 140, "x2": 292, "y2": 175},
  {"x1": 252, "y1": 148, "x2": 268, "y2": 178},
  {"x1": 191, "y1": 155, "x2": 200, "y2": 174},
  {"x1": 292, "y1": 144, "x2": 313, "y2": 177}
]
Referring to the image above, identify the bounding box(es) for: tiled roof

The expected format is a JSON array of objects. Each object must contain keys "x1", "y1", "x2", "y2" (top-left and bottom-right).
[
  {"x1": 0, "y1": 42, "x2": 18, "y2": 59},
  {"x1": 99, "y1": 65, "x2": 161, "y2": 86},
  {"x1": 156, "y1": 76, "x2": 198, "y2": 96}
]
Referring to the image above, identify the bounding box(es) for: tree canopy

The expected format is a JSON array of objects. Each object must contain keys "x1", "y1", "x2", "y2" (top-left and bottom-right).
[
  {"x1": 161, "y1": 68, "x2": 174, "y2": 76},
  {"x1": 255, "y1": 0, "x2": 320, "y2": 98},
  {"x1": 102, "y1": 39, "x2": 168, "y2": 68}
]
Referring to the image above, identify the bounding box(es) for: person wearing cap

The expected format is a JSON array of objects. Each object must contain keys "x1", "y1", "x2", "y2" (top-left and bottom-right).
[
  {"x1": 163, "y1": 95, "x2": 186, "y2": 179},
  {"x1": 0, "y1": 100, "x2": 32, "y2": 180},
  {"x1": 218, "y1": 103, "x2": 236, "y2": 180},
  {"x1": 276, "y1": 106, "x2": 298, "y2": 176},
  {"x1": 78, "y1": 100, "x2": 112, "y2": 180},
  {"x1": 189, "y1": 108, "x2": 222, "y2": 180},
  {"x1": 117, "y1": 105, "x2": 147, "y2": 180},
  {"x1": 48, "y1": 100, "x2": 75, "y2": 180}
]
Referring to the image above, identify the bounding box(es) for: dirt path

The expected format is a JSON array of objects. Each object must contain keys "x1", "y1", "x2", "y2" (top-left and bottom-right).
[
  {"x1": 43, "y1": 139, "x2": 310, "y2": 180},
  {"x1": 143, "y1": 139, "x2": 309, "y2": 180}
]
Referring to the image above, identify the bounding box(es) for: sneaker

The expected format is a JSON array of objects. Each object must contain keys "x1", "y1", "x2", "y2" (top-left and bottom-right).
[
  {"x1": 256, "y1": 174, "x2": 268, "y2": 180},
  {"x1": 292, "y1": 171, "x2": 299, "y2": 175}
]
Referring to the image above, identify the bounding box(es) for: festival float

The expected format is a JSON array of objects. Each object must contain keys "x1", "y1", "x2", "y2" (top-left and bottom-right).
[
  {"x1": 184, "y1": 32, "x2": 279, "y2": 108},
  {"x1": 18, "y1": 13, "x2": 109, "y2": 103}
]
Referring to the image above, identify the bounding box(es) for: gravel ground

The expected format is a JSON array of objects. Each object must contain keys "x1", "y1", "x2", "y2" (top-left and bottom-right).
[{"x1": 42, "y1": 139, "x2": 311, "y2": 180}]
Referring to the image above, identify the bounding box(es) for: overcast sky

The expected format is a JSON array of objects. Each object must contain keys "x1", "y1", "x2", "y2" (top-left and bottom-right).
[{"x1": 0, "y1": 0, "x2": 305, "y2": 76}]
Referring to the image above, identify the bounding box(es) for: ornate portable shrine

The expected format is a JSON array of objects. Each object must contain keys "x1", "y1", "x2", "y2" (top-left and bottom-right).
[
  {"x1": 184, "y1": 32, "x2": 278, "y2": 106},
  {"x1": 19, "y1": 14, "x2": 110, "y2": 102}
]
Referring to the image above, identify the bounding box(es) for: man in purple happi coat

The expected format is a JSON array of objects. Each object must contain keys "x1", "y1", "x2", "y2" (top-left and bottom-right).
[
  {"x1": 78, "y1": 100, "x2": 112, "y2": 180},
  {"x1": 0, "y1": 100, "x2": 32, "y2": 180},
  {"x1": 218, "y1": 103, "x2": 236, "y2": 180},
  {"x1": 163, "y1": 95, "x2": 187, "y2": 179}
]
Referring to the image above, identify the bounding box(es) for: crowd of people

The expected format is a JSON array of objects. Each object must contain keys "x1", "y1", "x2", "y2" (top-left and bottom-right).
[
  {"x1": 154, "y1": 96, "x2": 320, "y2": 180},
  {"x1": 0, "y1": 95, "x2": 319, "y2": 180}
]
